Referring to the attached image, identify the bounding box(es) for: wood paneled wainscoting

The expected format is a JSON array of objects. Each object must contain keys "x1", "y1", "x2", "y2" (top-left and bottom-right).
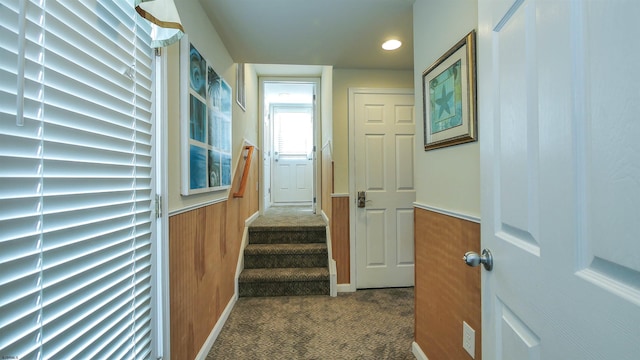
[
  {"x1": 331, "y1": 195, "x2": 350, "y2": 285},
  {"x1": 414, "y1": 206, "x2": 481, "y2": 360},
  {"x1": 168, "y1": 147, "x2": 259, "y2": 360}
]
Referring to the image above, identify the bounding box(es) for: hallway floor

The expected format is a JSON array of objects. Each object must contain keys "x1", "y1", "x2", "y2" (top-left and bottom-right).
[{"x1": 206, "y1": 287, "x2": 415, "y2": 359}]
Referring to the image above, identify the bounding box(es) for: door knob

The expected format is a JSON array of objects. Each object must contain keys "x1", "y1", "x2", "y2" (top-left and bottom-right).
[{"x1": 463, "y1": 249, "x2": 493, "y2": 271}]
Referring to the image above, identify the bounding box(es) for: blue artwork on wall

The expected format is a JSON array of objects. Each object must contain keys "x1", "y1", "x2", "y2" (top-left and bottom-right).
[
  {"x1": 189, "y1": 145, "x2": 207, "y2": 190},
  {"x1": 189, "y1": 44, "x2": 206, "y2": 98},
  {"x1": 181, "y1": 34, "x2": 233, "y2": 195}
]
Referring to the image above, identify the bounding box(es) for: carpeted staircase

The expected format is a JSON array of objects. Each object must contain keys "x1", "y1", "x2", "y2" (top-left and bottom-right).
[{"x1": 239, "y1": 223, "x2": 330, "y2": 297}]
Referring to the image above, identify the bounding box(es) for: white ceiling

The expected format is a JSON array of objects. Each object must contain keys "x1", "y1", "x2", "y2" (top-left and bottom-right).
[{"x1": 199, "y1": 0, "x2": 415, "y2": 71}]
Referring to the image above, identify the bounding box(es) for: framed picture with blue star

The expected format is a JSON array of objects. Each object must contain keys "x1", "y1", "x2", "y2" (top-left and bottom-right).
[{"x1": 422, "y1": 30, "x2": 477, "y2": 151}]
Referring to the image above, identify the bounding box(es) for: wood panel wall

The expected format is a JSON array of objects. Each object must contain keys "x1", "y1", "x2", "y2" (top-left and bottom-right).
[
  {"x1": 168, "y1": 147, "x2": 259, "y2": 360},
  {"x1": 414, "y1": 207, "x2": 481, "y2": 360},
  {"x1": 331, "y1": 195, "x2": 350, "y2": 284}
]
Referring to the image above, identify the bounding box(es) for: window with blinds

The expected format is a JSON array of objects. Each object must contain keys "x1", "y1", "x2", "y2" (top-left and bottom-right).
[
  {"x1": 273, "y1": 105, "x2": 313, "y2": 157},
  {"x1": 0, "y1": 1, "x2": 156, "y2": 359}
]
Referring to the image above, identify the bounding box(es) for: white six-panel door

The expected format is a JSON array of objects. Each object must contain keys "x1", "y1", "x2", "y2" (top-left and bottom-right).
[
  {"x1": 479, "y1": 0, "x2": 640, "y2": 358},
  {"x1": 351, "y1": 89, "x2": 415, "y2": 288}
]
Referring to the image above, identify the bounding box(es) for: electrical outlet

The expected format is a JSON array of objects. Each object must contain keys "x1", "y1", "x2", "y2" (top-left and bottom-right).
[{"x1": 463, "y1": 321, "x2": 475, "y2": 358}]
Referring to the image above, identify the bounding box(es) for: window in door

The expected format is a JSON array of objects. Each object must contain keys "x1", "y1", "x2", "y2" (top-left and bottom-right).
[{"x1": 274, "y1": 106, "x2": 313, "y2": 159}]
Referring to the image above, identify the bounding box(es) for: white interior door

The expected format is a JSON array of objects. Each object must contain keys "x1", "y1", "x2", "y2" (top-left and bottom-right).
[
  {"x1": 272, "y1": 105, "x2": 313, "y2": 204},
  {"x1": 352, "y1": 89, "x2": 415, "y2": 288},
  {"x1": 479, "y1": 0, "x2": 640, "y2": 359}
]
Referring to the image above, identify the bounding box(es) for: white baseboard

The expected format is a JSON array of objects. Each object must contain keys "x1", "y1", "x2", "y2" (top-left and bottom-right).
[
  {"x1": 412, "y1": 342, "x2": 429, "y2": 360},
  {"x1": 245, "y1": 210, "x2": 259, "y2": 226},
  {"x1": 337, "y1": 283, "x2": 356, "y2": 293},
  {"x1": 321, "y1": 210, "x2": 337, "y2": 297},
  {"x1": 329, "y1": 259, "x2": 337, "y2": 297},
  {"x1": 194, "y1": 293, "x2": 238, "y2": 360}
]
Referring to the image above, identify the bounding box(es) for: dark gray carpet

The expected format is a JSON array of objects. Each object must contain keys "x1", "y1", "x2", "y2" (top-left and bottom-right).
[{"x1": 206, "y1": 287, "x2": 415, "y2": 359}]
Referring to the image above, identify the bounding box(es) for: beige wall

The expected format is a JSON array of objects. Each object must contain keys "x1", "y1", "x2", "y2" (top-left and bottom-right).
[
  {"x1": 413, "y1": 0, "x2": 479, "y2": 217},
  {"x1": 332, "y1": 69, "x2": 414, "y2": 194},
  {"x1": 412, "y1": 0, "x2": 481, "y2": 359},
  {"x1": 168, "y1": 0, "x2": 259, "y2": 213},
  {"x1": 321, "y1": 67, "x2": 333, "y2": 149}
]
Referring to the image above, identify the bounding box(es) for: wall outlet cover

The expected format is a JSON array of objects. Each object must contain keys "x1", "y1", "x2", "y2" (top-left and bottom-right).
[{"x1": 463, "y1": 321, "x2": 475, "y2": 358}]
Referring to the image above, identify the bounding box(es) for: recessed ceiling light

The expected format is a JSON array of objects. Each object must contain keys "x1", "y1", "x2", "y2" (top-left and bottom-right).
[{"x1": 382, "y1": 39, "x2": 402, "y2": 51}]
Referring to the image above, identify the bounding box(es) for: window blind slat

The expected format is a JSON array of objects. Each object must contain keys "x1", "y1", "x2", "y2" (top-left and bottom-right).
[
  {"x1": 43, "y1": 106, "x2": 136, "y2": 142},
  {"x1": 42, "y1": 159, "x2": 135, "y2": 178},
  {"x1": 44, "y1": 123, "x2": 135, "y2": 149},
  {"x1": 0, "y1": 230, "x2": 40, "y2": 263},
  {"x1": 43, "y1": 53, "x2": 135, "y2": 107},
  {"x1": 0, "y1": 267, "x2": 39, "y2": 310},
  {"x1": 42, "y1": 204, "x2": 136, "y2": 233},
  {"x1": 43, "y1": 290, "x2": 135, "y2": 359},
  {"x1": 43, "y1": 233, "x2": 134, "y2": 274},
  {"x1": 47, "y1": 2, "x2": 135, "y2": 66},
  {"x1": 43, "y1": 86, "x2": 135, "y2": 129},
  {"x1": 60, "y1": 305, "x2": 135, "y2": 360},
  {"x1": 43, "y1": 141, "x2": 136, "y2": 166},
  {"x1": 42, "y1": 178, "x2": 136, "y2": 195},
  {"x1": 0, "y1": 216, "x2": 41, "y2": 243},
  {"x1": 0, "y1": 198, "x2": 41, "y2": 225},
  {"x1": 0, "y1": 325, "x2": 40, "y2": 360},
  {"x1": 42, "y1": 270, "x2": 135, "y2": 334}
]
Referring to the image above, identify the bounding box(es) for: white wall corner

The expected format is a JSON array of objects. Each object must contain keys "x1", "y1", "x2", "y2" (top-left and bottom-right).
[{"x1": 412, "y1": 341, "x2": 429, "y2": 360}]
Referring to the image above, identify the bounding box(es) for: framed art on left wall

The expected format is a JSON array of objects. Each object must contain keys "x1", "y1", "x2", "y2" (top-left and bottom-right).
[{"x1": 180, "y1": 34, "x2": 233, "y2": 195}]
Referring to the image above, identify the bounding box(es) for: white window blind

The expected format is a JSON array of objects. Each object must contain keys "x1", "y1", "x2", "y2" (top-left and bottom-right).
[{"x1": 0, "y1": 1, "x2": 156, "y2": 359}]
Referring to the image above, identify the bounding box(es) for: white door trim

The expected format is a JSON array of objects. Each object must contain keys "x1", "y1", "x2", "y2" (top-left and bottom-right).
[
  {"x1": 154, "y1": 48, "x2": 170, "y2": 360},
  {"x1": 348, "y1": 87, "x2": 415, "y2": 291},
  {"x1": 258, "y1": 77, "x2": 321, "y2": 214}
]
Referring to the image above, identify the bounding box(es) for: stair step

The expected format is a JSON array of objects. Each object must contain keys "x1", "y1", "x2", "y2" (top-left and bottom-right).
[
  {"x1": 244, "y1": 243, "x2": 327, "y2": 255},
  {"x1": 244, "y1": 243, "x2": 328, "y2": 268},
  {"x1": 238, "y1": 267, "x2": 330, "y2": 297},
  {"x1": 239, "y1": 267, "x2": 329, "y2": 282},
  {"x1": 248, "y1": 226, "x2": 326, "y2": 244}
]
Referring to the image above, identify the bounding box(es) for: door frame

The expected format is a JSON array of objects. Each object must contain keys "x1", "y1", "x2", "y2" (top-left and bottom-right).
[
  {"x1": 348, "y1": 87, "x2": 415, "y2": 291},
  {"x1": 152, "y1": 47, "x2": 170, "y2": 359},
  {"x1": 259, "y1": 77, "x2": 321, "y2": 214}
]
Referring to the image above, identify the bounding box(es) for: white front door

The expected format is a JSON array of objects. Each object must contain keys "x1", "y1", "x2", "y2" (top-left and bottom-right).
[
  {"x1": 351, "y1": 89, "x2": 415, "y2": 288},
  {"x1": 479, "y1": 0, "x2": 640, "y2": 359},
  {"x1": 272, "y1": 105, "x2": 314, "y2": 204}
]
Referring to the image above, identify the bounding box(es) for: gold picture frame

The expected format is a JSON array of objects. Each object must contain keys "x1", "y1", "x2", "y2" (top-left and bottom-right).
[{"x1": 422, "y1": 31, "x2": 477, "y2": 151}]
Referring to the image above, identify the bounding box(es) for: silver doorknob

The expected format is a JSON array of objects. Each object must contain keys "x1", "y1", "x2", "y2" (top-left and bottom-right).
[{"x1": 463, "y1": 249, "x2": 493, "y2": 271}]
